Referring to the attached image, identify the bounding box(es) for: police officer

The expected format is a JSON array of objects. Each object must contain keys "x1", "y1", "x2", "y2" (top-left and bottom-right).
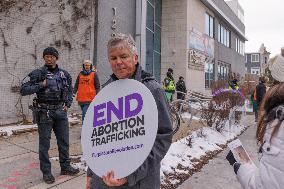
[
  {"x1": 20, "y1": 47, "x2": 79, "y2": 184},
  {"x1": 163, "y1": 68, "x2": 176, "y2": 102}
]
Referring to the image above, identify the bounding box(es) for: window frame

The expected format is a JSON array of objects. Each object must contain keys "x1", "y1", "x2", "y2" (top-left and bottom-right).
[
  {"x1": 218, "y1": 23, "x2": 230, "y2": 47},
  {"x1": 251, "y1": 54, "x2": 260, "y2": 62},
  {"x1": 205, "y1": 13, "x2": 214, "y2": 38}
]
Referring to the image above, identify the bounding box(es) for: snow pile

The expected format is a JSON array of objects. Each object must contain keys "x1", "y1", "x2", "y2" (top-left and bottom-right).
[
  {"x1": 181, "y1": 112, "x2": 200, "y2": 121},
  {"x1": 51, "y1": 155, "x2": 88, "y2": 172},
  {"x1": 68, "y1": 113, "x2": 82, "y2": 125},
  {"x1": 0, "y1": 124, "x2": 37, "y2": 136},
  {"x1": 0, "y1": 114, "x2": 82, "y2": 137},
  {"x1": 160, "y1": 121, "x2": 248, "y2": 187}
]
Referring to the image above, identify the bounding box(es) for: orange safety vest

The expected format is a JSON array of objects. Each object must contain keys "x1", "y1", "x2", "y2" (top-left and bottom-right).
[
  {"x1": 253, "y1": 89, "x2": 257, "y2": 101},
  {"x1": 76, "y1": 72, "x2": 96, "y2": 103}
]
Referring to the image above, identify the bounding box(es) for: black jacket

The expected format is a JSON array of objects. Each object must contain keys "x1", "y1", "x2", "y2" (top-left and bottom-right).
[
  {"x1": 20, "y1": 65, "x2": 73, "y2": 107},
  {"x1": 176, "y1": 79, "x2": 187, "y2": 99},
  {"x1": 256, "y1": 82, "x2": 266, "y2": 106}
]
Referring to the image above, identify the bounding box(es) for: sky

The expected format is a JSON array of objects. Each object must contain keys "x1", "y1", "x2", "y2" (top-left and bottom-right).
[{"x1": 237, "y1": 0, "x2": 284, "y2": 57}]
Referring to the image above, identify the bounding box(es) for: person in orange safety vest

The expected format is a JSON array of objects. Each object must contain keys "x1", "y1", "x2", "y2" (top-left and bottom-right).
[{"x1": 74, "y1": 60, "x2": 100, "y2": 123}]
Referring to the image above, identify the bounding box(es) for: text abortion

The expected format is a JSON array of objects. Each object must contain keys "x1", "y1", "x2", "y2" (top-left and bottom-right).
[{"x1": 91, "y1": 93, "x2": 146, "y2": 146}]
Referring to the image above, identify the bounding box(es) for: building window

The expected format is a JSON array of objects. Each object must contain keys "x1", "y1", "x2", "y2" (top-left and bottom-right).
[
  {"x1": 146, "y1": 0, "x2": 162, "y2": 81},
  {"x1": 251, "y1": 54, "x2": 259, "y2": 62},
  {"x1": 236, "y1": 38, "x2": 244, "y2": 55},
  {"x1": 218, "y1": 24, "x2": 230, "y2": 47},
  {"x1": 251, "y1": 67, "x2": 260, "y2": 75},
  {"x1": 245, "y1": 54, "x2": 247, "y2": 63},
  {"x1": 205, "y1": 13, "x2": 214, "y2": 38},
  {"x1": 218, "y1": 63, "x2": 230, "y2": 80},
  {"x1": 205, "y1": 62, "x2": 214, "y2": 88},
  {"x1": 265, "y1": 57, "x2": 267, "y2": 64}
]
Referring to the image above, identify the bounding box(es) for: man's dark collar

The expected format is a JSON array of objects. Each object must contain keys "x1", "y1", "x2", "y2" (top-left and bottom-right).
[{"x1": 44, "y1": 64, "x2": 59, "y2": 72}]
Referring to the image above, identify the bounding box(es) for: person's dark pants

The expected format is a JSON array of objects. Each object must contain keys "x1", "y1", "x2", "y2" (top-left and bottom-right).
[
  {"x1": 177, "y1": 93, "x2": 185, "y2": 100},
  {"x1": 255, "y1": 110, "x2": 258, "y2": 122},
  {"x1": 80, "y1": 103, "x2": 90, "y2": 123},
  {"x1": 37, "y1": 108, "x2": 70, "y2": 175}
]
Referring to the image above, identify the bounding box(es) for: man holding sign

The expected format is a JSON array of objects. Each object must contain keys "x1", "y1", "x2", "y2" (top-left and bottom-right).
[{"x1": 85, "y1": 33, "x2": 172, "y2": 188}]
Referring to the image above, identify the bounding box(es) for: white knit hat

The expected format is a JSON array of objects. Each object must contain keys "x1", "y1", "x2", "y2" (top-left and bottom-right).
[{"x1": 269, "y1": 54, "x2": 284, "y2": 82}]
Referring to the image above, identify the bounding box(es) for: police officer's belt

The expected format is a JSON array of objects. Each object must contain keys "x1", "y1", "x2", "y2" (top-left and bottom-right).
[{"x1": 39, "y1": 103, "x2": 63, "y2": 110}]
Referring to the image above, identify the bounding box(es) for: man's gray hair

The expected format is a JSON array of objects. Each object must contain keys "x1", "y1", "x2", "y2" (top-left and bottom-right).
[{"x1": 107, "y1": 33, "x2": 138, "y2": 55}]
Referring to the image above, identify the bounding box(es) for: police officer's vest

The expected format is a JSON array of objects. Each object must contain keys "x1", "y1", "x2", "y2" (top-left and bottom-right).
[
  {"x1": 37, "y1": 68, "x2": 68, "y2": 103},
  {"x1": 228, "y1": 81, "x2": 239, "y2": 90},
  {"x1": 163, "y1": 77, "x2": 175, "y2": 92},
  {"x1": 76, "y1": 72, "x2": 96, "y2": 103}
]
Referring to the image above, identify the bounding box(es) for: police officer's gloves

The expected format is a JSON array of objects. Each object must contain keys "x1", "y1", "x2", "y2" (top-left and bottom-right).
[{"x1": 226, "y1": 150, "x2": 240, "y2": 174}]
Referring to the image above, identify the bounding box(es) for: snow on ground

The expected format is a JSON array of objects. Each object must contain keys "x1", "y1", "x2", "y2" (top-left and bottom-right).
[
  {"x1": 49, "y1": 115, "x2": 248, "y2": 188},
  {"x1": 51, "y1": 155, "x2": 88, "y2": 172},
  {"x1": 160, "y1": 119, "x2": 248, "y2": 186},
  {"x1": 2, "y1": 109, "x2": 250, "y2": 188},
  {"x1": 0, "y1": 114, "x2": 81, "y2": 137},
  {"x1": 181, "y1": 112, "x2": 200, "y2": 121},
  {"x1": 0, "y1": 124, "x2": 37, "y2": 136}
]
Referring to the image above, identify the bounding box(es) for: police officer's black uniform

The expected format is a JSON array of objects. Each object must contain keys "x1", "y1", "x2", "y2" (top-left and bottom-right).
[{"x1": 20, "y1": 47, "x2": 79, "y2": 184}]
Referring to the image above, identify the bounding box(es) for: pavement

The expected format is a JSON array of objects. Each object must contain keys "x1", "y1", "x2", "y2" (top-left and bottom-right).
[
  {"x1": 0, "y1": 114, "x2": 257, "y2": 189},
  {"x1": 177, "y1": 114, "x2": 258, "y2": 189},
  {"x1": 0, "y1": 123, "x2": 86, "y2": 189}
]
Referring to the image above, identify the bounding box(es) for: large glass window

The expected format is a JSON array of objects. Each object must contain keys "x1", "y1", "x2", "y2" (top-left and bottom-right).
[
  {"x1": 236, "y1": 37, "x2": 245, "y2": 55},
  {"x1": 205, "y1": 62, "x2": 214, "y2": 88},
  {"x1": 218, "y1": 23, "x2": 230, "y2": 47},
  {"x1": 205, "y1": 13, "x2": 214, "y2": 38},
  {"x1": 218, "y1": 63, "x2": 230, "y2": 80},
  {"x1": 146, "y1": 30, "x2": 154, "y2": 74},
  {"x1": 146, "y1": 0, "x2": 162, "y2": 81},
  {"x1": 251, "y1": 54, "x2": 260, "y2": 62}
]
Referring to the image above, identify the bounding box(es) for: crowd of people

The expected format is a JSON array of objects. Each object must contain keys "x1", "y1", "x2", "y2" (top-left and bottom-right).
[
  {"x1": 20, "y1": 33, "x2": 284, "y2": 189},
  {"x1": 20, "y1": 33, "x2": 173, "y2": 188},
  {"x1": 226, "y1": 47, "x2": 284, "y2": 189}
]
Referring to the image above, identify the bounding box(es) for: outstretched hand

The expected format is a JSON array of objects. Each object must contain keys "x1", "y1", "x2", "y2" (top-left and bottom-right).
[{"x1": 102, "y1": 171, "x2": 127, "y2": 187}]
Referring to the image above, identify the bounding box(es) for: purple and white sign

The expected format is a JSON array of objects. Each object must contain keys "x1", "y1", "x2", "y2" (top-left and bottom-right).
[{"x1": 81, "y1": 79, "x2": 158, "y2": 179}]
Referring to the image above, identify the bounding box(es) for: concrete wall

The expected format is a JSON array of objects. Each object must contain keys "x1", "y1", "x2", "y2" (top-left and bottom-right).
[
  {"x1": 161, "y1": 0, "x2": 188, "y2": 84},
  {"x1": 187, "y1": 0, "x2": 212, "y2": 92},
  {"x1": 161, "y1": 0, "x2": 246, "y2": 93},
  {"x1": 211, "y1": 0, "x2": 245, "y2": 35},
  {"x1": 95, "y1": 0, "x2": 136, "y2": 85},
  {"x1": 0, "y1": 0, "x2": 94, "y2": 124},
  {"x1": 214, "y1": 28, "x2": 245, "y2": 78}
]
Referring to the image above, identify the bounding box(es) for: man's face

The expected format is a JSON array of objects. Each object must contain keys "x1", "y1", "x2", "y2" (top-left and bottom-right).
[
  {"x1": 108, "y1": 45, "x2": 138, "y2": 79},
  {"x1": 44, "y1": 55, "x2": 57, "y2": 68},
  {"x1": 84, "y1": 63, "x2": 91, "y2": 70}
]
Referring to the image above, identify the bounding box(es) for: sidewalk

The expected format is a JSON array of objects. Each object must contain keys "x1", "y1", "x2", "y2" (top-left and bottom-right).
[
  {"x1": 0, "y1": 115, "x2": 256, "y2": 189},
  {"x1": 0, "y1": 122, "x2": 84, "y2": 189},
  {"x1": 177, "y1": 115, "x2": 258, "y2": 189}
]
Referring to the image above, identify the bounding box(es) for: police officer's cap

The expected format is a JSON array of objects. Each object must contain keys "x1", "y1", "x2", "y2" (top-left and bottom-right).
[{"x1": 43, "y1": 47, "x2": 59, "y2": 59}]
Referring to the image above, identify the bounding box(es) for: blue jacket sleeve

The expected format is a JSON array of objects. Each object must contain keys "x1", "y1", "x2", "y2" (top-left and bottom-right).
[{"x1": 20, "y1": 70, "x2": 45, "y2": 96}]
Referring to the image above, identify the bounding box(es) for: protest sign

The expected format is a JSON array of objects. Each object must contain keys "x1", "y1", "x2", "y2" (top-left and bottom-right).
[
  {"x1": 228, "y1": 139, "x2": 254, "y2": 164},
  {"x1": 81, "y1": 79, "x2": 158, "y2": 179}
]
